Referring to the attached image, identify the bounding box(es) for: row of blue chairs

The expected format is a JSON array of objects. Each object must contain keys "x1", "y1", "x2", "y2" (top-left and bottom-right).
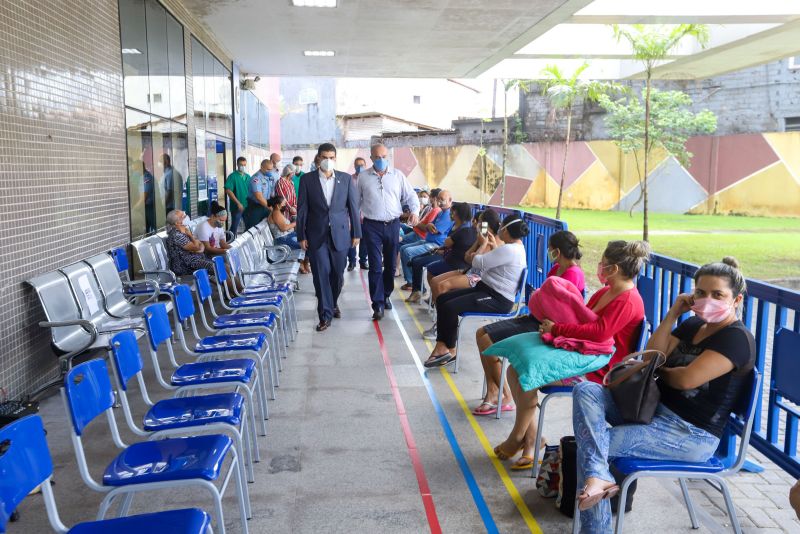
[{"x1": 10, "y1": 225, "x2": 305, "y2": 533}]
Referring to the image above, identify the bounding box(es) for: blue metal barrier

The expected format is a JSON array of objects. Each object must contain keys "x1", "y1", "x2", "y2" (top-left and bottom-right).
[{"x1": 642, "y1": 253, "x2": 800, "y2": 478}]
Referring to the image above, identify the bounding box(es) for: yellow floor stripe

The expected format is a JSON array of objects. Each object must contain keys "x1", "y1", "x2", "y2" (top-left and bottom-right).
[{"x1": 399, "y1": 292, "x2": 543, "y2": 534}]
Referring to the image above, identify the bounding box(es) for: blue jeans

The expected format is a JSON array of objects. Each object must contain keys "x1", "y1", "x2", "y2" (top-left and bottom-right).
[
  {"x1": 400, "y1": 242, "x2": 437, "y2": 283},
  {"x1": 275, "y1": 232, "x2": 300, "y2": 250},
  {"x1": 400, "y1": 232, "x2": 422, "y2": 246},
  {"x1": 572, "y1": 381, "x2": 719, "y2": 533}
]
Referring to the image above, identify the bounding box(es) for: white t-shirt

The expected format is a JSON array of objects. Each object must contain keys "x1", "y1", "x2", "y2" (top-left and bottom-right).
[
  {"x1": 471, "y1": 242, "x2": 527, "y2": 302},
  {"x1": 195, "y1": 221, "x2": 225, "y2": 249}
]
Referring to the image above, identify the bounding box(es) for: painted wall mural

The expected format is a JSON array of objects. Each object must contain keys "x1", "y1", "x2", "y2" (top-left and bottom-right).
[{"x1": 282, "y1": 131, "x2": 800, "y2": 217}]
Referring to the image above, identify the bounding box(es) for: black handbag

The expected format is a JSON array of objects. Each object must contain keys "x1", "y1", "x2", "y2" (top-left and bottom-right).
[{"x1": 603, "y1": 350, "x2": 667, "y2": 424}]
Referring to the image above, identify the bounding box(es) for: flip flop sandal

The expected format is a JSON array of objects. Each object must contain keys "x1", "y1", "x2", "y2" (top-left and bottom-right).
[
  {"x1": 577, "y1": 484, "x2": 620, "y2": 511},
  {"x1": 424, "y1": 353, "x2": 453, "y2": 368},
  {"x1": 472, "y1": 402, "x2": 498, "y2": 416},
  {"x1": 500, "y1": 403, "x2": 515, "y2": 412},
  {"x1": 510, "y1": 456, "x2": 534, "y2": 471},
  {"x1": 493, "y1": 443, "x2": 523, "y2": 461}
]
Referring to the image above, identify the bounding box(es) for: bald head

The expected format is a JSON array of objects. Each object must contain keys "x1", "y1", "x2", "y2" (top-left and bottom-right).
[
  {"x1": 270, "y1": 153, "x2": 281, "y2": 167},
  {"x1": 437, "y1": 189, "x2": 452, "y2": 210}
]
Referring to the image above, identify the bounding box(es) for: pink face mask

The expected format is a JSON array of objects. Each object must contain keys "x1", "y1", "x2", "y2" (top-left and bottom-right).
[
  {"x1": 691, "y1": 297, "x2": 732, "y2": 324},
  {"x1": 596, "y1": 262, "x2": 610, "y2": 285}
]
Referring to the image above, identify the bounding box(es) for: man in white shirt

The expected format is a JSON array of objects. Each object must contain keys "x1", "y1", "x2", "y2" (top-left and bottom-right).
[{"x1": 358, "y1": 143, "x2": 420, "y2": 320}]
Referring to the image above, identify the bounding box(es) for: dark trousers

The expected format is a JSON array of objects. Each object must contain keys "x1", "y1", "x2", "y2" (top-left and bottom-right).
[
  {"x1": 308, "y1": 234, "x2": 347, "y2": 322},
  {"x1": 229, "y1": 209, "x2": 243, "y2": 236},
  {"x1": 362, "y1": 218, "x2": 400, "y2": 310},
  {"x1": 411, "y1": 254, "x2": 445, "y2": 291},
  {"x1": 347, "y1": 239, "x2": 368, "y2": 266},
  {"x1": 435, "y1": 282, "x2": 513, "y2": 347}
]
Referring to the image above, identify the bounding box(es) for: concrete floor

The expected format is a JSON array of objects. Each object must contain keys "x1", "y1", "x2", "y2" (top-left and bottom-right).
[{"x1": 11, "y1": 268, "x2": 739, "y2": 533}]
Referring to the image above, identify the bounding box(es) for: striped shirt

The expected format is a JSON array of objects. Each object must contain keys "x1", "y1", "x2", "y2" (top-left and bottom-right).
[{"x1": 275, "y1": 176, "x2": 297, "y2": 216}]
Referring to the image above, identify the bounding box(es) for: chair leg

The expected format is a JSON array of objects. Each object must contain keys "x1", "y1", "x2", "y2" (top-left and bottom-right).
[
  {"x1": 614, "y1": 476, "x2": 635, "y2": 534},
  {"x1": 531, "y1": 394, "x2": 549, "y2": 478},
  {"x1": 496, "y1": 358, "x2": 507, "y2": 420},
  {"x1": 717, "y1": 478, "x2": 743, "y2": 534},
  {"x1": 454, "y1": 317, "x2": 463, "y2": 374},
  {"x1": 118, "y1": 493, "x2": 134, "y2": 517},
  {"x1": 679, "y1": 478, "x2": 700, "y2": 529},
  {"x1": 210, "y1": 487, "x2": 226, "y2": 534},
  {"x1": 233, "y1": 457, "x2": 251, "y2": 533}
]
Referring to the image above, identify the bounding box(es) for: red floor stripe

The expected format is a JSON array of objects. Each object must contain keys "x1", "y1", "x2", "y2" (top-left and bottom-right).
[{"x1": 359, "y1": 273, "x2": 443, "y2": 534}]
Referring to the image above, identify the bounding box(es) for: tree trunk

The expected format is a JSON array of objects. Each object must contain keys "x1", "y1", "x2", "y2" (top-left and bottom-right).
[
  {"x1": 555, "y1": 112, "x2": 572, "y2": 220},
  {"x1": 642, "y1": 74, "x2": 651, "y2": 242},
  {"x1": 501, "y1": 85, "x2": 508, "y2": 207}
]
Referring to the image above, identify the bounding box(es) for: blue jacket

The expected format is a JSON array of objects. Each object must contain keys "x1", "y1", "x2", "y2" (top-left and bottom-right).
[{"x1": 297, "y1": 169, "x2": 362, "y2": 252}]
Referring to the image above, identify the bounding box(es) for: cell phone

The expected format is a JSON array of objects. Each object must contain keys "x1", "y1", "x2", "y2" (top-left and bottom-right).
[{"x1": 480, "y1": 222, "x2": 489, "y2": 236}]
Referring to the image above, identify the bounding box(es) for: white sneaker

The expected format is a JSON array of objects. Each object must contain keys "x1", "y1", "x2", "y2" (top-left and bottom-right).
[{"x1": 422, "y1": 325, "x2": 437, "y2": 340}]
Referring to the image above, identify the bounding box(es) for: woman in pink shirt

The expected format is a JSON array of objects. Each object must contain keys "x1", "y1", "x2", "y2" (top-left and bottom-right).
[{"x1": 473, "y1": 231, "x2": 585, "y2": 424}]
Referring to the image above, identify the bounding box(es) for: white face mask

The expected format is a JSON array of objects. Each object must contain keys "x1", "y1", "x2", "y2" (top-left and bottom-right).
[
  {"x1": 320, "y1": 158, "x2": 335, "y2": 173},
  {"x1": 420, "y1": 197, "x2": 429, "y2": 206},
  {"x1": 181, "y1": 215, "x2": 190, "y2": 226}
]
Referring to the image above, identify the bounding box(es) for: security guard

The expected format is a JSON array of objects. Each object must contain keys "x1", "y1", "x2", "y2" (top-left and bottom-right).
[{"x1": 243, "y1": 167, "x2": 271, "y2": 230}]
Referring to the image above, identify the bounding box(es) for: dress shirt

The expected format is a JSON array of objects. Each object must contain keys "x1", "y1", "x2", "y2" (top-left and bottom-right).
[
  {"x1": 319, "y1": 169, "x2": 336, "y2": 206},
  {"x1": 357, "y1": 166, "x2": 420, "y2": 222}
]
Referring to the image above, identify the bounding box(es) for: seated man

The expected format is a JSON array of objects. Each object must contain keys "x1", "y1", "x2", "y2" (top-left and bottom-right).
[
  {"x1": 399, "y1": 190, "x2": 453, "y2": 290},
  {"x1": 406, "y1": 201, "x2": 475, "y2": 303},
  {"x1": 195, "y1": 201, "x2": 231, "y2": 257}
]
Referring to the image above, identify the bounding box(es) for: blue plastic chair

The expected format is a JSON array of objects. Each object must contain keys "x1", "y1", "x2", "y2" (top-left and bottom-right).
[
  {"x1": 109, "y1": 330, "x2": 257, "y2": 485},
  {"x1": 572, "y1": 368, "x2": 762, "y2": 534},
  {"x1": 142, "y1": 302, "x2": 267, "y2": 437},
  {"x1": 0, "y1": 414, "x2": 213, "y2": 534},
  {"x1": 212, "y1": 256, "x2": 291, "y2": 347},
  {"x1": 194, "y1": 268, "x2": 287, "y2": 365},
  {"x1": 171, "y1": 284, "x2": 276, "y2": 406},
  {"x1": 455, "y1": 268, "x2": 528, "y2": 376},
  {"x1": 60, "y1": 359, "x2": 250, "y2": 534}
]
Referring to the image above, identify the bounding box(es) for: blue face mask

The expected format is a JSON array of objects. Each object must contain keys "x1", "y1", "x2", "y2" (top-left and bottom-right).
[
  {"x1": 267, "y1": 171, "x2": 278, "y2": 179},
  {"x1": 373, "y1": 157, "x2": 388, "y2": 172},
  {"x1": 355, "y1": 165, "x2": 364, "y2": 175}
]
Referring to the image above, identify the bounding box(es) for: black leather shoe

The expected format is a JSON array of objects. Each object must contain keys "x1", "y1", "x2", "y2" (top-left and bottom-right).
[
  {"x1": 372, "y1": 308, "x2": 384, "y2": 321},
  {"x1": 360, "y1": 263, "x2": 369, "y2": 270},
  {"x1": 315, "y1": 319, "x2": 332, "y2": 332},
  {"x1": 333, "y1": 307, "x2": 341, "y2": 319},
  {"x1": 384, "y1": 298, "x2": 393, "y2": 310},
  {"x1": 347, "y1": 263, "x2": 355, "y2": 272}
]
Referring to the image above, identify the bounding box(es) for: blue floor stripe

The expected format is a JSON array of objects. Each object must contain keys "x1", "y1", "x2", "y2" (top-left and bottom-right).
[{"x1": 389, "y1": 306, "x2": 499, "y2": 534}]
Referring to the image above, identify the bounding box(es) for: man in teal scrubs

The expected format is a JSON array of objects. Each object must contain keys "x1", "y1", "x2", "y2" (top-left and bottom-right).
[
  {"x1": 224, "y1": 156, "x2": 250, "y2": 236},
  {"x1": 292, "y1": 155, "x2": 304, "y2": 194}
]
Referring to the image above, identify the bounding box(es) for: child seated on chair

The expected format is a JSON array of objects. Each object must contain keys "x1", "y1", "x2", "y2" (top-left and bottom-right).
[{"x1": 573, "y1": 257, "x2": 755, "y2": 533}]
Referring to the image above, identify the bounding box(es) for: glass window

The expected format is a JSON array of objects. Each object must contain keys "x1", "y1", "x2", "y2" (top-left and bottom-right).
[
  {"x1": 145, "y1": 0, "x2": 170, "y2": 119},
  {"x1": 126, "y1": 109, "x2": 152, "y2": 239},
  {"x1": 192, "y1": 38, "x2": 206, "y2": 125},
  {"x1": 119, "y1": 0, "x2": 150, "y2": 113},
  {"x1": 166, "y1": 14, "x2": 186, "y2": 123}
]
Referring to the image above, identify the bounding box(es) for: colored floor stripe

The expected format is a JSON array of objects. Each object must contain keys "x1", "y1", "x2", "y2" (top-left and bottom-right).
[
  {"x1": 398, "y1": 291, "x2": 544, "y2": 534},
  {"x1": 357, "y1": 272, "x2": 443, "y2": 534},
  {"x1": 388, "y1": 303, "x2": 500, "y2": 534}
]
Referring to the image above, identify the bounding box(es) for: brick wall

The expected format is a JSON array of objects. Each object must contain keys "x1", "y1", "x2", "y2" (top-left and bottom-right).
[
  {"x1": 0, "y1": 0, "x2": 231, "y2": 397},
  {"x1": 521, "y1": 59, "x2": 800, "y2": 141}
]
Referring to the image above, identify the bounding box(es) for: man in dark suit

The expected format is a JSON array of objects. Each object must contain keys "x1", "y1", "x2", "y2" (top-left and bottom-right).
[{"x1": 297, "y1": 143, "x2": 362, "y2": 331}]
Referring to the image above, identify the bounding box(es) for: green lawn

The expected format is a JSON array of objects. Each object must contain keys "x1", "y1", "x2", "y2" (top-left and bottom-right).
[{"x1": 517, "y1": 207, "x2": 800, "y2": 285}]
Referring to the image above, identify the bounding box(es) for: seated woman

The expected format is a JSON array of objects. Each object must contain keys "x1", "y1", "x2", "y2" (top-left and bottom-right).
[
  {"x1": 423, "y1": 213, "x2": 528, "y2": 368},
  {"x1": 406, "y1": 202, "x2": 476, "y2": 303},
  {"x1": 267, "y1": 195, "x2": 310, "y2": 273},
  {"x1": 472, "y1": 230, "x2": 585, "y2": 419},
  {"x1": 420, "y1": 209, "x2": 500, "y2": 340},
  {"x1": 195, "y1": 201, "x2": 231, "y2": 257},
  {"x1": 493, "y1": 240, "x2": 647, "y2": 471},
  {"x1": 573, "y1": 257, "x2": 755, "y2": 532},
  {"x1": 165, "y1": 209, "x2": 215, "y2": 276}
]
